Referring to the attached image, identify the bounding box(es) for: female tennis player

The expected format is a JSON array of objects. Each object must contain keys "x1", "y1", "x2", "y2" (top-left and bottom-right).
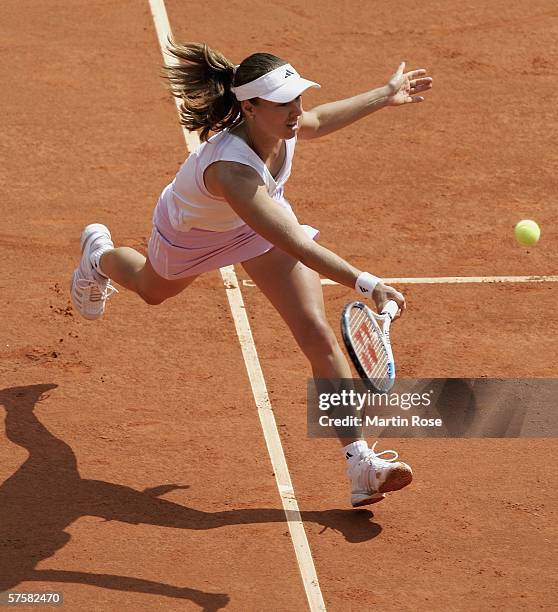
[{"x1": 70, "y1": 42, "x2": 432, "y2": 507}]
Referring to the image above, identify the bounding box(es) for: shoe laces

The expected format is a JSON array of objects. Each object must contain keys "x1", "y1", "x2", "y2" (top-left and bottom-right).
[
  {"x1": 363, "y1": 441, "x2": 399, "y2": 464},
  {"x1": 76, "y1": 278, "x2": 119, "y2": 302}
]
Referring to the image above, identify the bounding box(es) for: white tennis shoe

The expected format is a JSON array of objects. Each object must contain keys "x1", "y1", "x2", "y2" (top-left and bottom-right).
[
  {"x1": 348, "y1": 442, "x2": 413, "y2": 507},
  {"x1": 70, "y1": 223, "x2": 117, "y2": 320}
]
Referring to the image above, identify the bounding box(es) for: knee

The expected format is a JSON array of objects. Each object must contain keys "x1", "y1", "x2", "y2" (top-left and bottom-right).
[{"x1": 296, "y1": 316, "x2": 339, "y2": 358}]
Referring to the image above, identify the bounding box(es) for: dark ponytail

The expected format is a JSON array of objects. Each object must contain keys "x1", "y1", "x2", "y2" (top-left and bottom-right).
[{"x1": 163, "y1": 40, "x2": 287, "y2": 141}]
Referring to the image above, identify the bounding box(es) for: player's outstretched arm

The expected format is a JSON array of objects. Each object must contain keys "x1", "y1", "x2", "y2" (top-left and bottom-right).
[{"x1": 298, "y1": 62, "x2": 432, "y2": 140}]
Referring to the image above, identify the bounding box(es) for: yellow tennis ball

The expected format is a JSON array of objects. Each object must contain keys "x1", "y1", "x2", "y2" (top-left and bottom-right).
[{"x1": 514, "y1": 219, "x2": 540, "y2": 246}]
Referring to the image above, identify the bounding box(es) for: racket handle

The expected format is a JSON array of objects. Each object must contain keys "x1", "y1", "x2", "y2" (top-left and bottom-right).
[{"x1": 381, "y1": 300, "x2": 399, "y2": 319}]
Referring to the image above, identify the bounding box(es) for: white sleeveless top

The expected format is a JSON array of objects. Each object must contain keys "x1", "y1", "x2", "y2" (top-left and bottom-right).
[{"x1": 164, "y1": 128, "x2": 297, "y2": 232}]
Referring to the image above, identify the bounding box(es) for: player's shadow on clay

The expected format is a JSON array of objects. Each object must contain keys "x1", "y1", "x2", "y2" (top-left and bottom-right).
[{"x1": 0, "y1": 385, "x2": 380, "y2": 608}]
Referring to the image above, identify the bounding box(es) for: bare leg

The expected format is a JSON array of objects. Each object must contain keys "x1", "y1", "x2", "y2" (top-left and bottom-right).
[
  {"x1": 242, "y1": 247, "x2": 359, "y2": 446},
  {"x1": 100, "y1": 248, "x2": 197, "y2": 305}
]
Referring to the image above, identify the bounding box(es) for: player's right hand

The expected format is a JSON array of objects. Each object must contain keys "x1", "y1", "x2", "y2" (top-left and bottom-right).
[{"x1": 372, "y1": 283, "x2": 406, "y2": 319}]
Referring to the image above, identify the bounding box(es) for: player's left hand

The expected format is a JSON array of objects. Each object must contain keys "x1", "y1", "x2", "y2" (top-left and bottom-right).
[{"x1": 385, "y1": 62, "x2": 433, "y2": 106}]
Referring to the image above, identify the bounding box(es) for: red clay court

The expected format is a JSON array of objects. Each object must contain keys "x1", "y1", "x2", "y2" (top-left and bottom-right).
[{"x1": 1, "y1": 1, "x2": 557, "y2": 610}]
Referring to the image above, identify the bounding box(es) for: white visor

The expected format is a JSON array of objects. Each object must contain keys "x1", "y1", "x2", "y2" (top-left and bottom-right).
[{"x1": 231, "y1": 63, "x2": 320, "y2": 103}]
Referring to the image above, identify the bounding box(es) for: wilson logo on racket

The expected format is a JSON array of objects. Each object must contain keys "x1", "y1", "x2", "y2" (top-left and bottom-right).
[
  {"x1": 355, "y1": 325, "x2": 377, "y2": 358},
  {"x1": 355, "y1": 324, "x2": 379, "y2": 372},
  {"x1": 360, "y1": 345, "x2": 379, "y2": 372}
]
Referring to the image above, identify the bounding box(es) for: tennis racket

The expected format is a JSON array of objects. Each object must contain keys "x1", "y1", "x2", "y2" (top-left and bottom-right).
[{"x1": 341, "y1": 300, "x2": 399, "y2": 393}]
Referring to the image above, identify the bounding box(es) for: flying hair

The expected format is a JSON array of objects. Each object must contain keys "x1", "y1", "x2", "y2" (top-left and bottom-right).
[{"x1": 162, "y1": 39, "x2": 287, "y2": 141}]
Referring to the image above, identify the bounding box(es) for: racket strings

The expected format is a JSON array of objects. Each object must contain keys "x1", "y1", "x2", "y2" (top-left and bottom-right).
[{"x1": 349, "y1": 308, "x2": 390, "y2": 380}]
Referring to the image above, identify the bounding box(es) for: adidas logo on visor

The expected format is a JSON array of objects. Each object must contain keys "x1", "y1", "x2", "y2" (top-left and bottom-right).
[{"x1": 285, "y1": 69, "x2": 295, "y2": 78}]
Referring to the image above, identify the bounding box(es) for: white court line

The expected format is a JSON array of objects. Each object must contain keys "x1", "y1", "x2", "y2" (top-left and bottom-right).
[
  {"x1": 147, "y1": 2, "x2": 326, "y2": 611},
  {"x1": 242, "y1": 275, "x2": 558, "y2": 288}
]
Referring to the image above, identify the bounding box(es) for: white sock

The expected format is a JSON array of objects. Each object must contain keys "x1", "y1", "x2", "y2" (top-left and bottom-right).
[
  {"x1": 343, "y1": 440, "x2": 368, "y2": 461},
  {"x1": 90, "y1": 246, "x2": 112, "y2": 279}
]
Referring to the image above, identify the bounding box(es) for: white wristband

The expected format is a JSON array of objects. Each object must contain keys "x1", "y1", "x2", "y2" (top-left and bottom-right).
[{"x1": 355, "y1": 272, "x2": 382, "y2": 298}]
